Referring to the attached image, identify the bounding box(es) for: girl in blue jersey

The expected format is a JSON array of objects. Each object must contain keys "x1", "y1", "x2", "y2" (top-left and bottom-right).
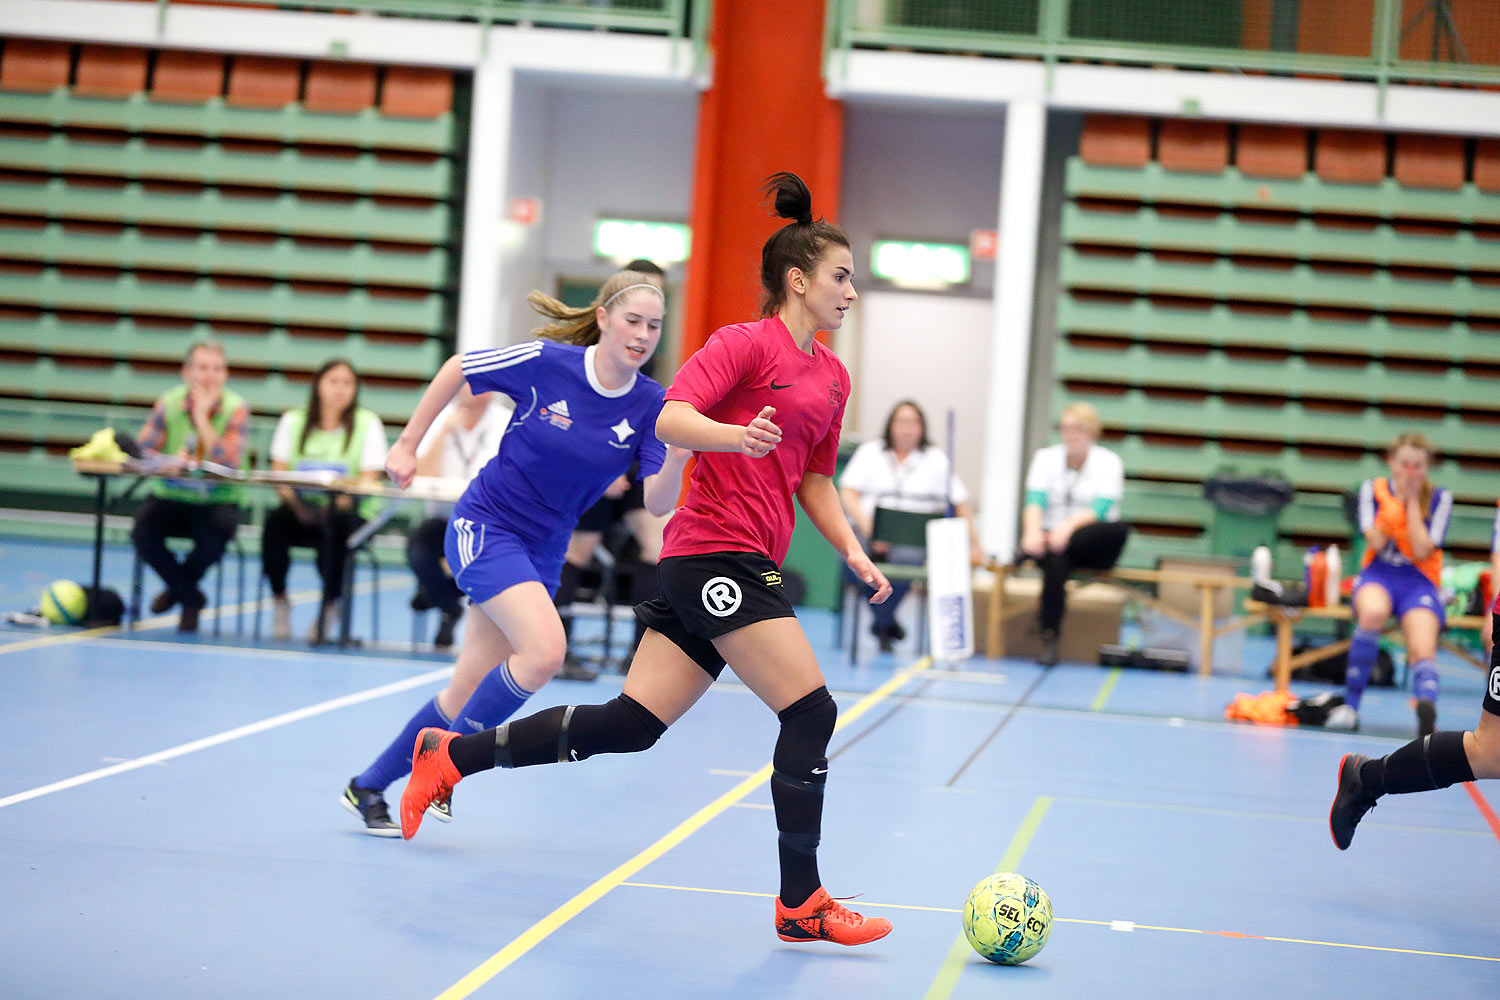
[{"x1": 342, "y1": 269, "x2": 690, "y2": 834}]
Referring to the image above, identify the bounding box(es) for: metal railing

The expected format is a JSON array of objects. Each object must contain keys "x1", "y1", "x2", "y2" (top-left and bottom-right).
[
  {"x1": 136, "y1": 0, "x2": 712, "y2": 76},
  {"x1": 827, "y1": 0, "x2": 1500, "y2": 90}
]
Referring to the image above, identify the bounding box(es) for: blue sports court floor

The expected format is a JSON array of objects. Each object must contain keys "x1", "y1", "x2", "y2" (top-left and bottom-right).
[{"x1": 1, "y1": 536, "x2": 1496, "y2": 999}]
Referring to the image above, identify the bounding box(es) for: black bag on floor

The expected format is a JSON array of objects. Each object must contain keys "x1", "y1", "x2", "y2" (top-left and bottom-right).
[
  {"x1": 83, "y1": 586, "x2": 125, "y2": 627},
  {"x1": 1287, "y1": 641, "x2": 1395, "y2": 687}
]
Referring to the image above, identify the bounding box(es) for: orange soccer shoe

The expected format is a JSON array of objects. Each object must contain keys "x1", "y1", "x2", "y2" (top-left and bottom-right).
[
  {"x1": 774, "y1": 888, "x2": 892, "y2": 946},
  {"x1": 401, "y1": 728, "x2": 461, "y2": 840}
]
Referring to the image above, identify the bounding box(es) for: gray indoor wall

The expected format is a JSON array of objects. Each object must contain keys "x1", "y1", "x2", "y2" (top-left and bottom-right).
[{"x1": 840, "y1": 102, "x2": 1006, "y2": 299}]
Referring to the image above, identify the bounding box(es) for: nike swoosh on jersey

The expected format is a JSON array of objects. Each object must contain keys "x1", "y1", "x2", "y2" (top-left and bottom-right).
[{"x1": 769, "y1": 380, "x2": 794, "y2": 390}]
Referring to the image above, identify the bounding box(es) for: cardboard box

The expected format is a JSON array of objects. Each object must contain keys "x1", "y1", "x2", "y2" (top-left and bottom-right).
[{"x1": 974, "y1": 573, "x2": 1125, "y2": 662}]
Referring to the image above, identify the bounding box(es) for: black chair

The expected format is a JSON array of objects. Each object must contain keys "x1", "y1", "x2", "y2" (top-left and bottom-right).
[{"x1": 844, "y1": 506, "x2": 946, "y2": 663}]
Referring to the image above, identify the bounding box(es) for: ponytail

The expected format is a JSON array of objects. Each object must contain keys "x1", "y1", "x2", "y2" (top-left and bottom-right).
[{"x1": 757, "y1": 171, "x2": 850, "y2": 317}]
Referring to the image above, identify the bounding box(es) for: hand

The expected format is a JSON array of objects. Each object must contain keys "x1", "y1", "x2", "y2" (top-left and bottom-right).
[
  {"x1": 292, "y1": 500, "x2": 320, "y2": 528},
  {"x1": 848, "y1": 551, "x2": 893, "y2": 605},
  {"x1": 740, "y1": 406, "x2": 781, "y2": 458},
  {"x1": 603, "y1": 474, "x2": 631, "y2": 498},
  {"x1": 664, "y1": 444, "x2": 693, "y2": 465},
  {"x1": 190, "y1": 390, "x2": 219, "y2": 425},
  {"x1": 871, "y1": 539, "x2": 891, "y2": 558},
  {"x1": 385, "y1": 441, "x2": 418, "y2": 489},
  {"x1": 1020, "y1": 529, "x2": 1047, "y2": 559},
  {"x1": 969, "y1": 540, "x2": 986, "y2": 567},
  {"x1": 1047, "y1": 526, "x2": 1073, "y2": 554}
]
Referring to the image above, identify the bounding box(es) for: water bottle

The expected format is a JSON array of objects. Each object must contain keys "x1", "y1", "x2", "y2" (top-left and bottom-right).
[
  {"x1": 1305, "y1": 546, "x2": 1326, "y2": 608},
  {"x1": 1251, "y1": 545, "x2": 1272, "y2": 587},
  {"x1": 1325, "y1": 544, "x2": 1341, "y2": 607}
]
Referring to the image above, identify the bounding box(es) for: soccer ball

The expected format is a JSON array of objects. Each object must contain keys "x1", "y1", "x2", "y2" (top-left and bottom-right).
[
  {"x1": 40, "y1": 579, "x2": 88, "y2": 626},
  {"x1": 963, "y1": 872, "x2": 1053, "y2": 965}
]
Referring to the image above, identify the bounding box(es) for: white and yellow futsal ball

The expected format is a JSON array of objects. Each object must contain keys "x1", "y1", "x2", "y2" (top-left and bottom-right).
[
  {"x1": 40, "y1": 580, "x2": 87, "y2": 626},
  {"x1": 963, "y1": 871, "x2": 1053, "y2": 965}
]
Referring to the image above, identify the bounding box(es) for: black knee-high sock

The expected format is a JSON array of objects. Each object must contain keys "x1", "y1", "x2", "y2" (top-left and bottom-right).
[
  {"x1": 1359, "y1": 731, "x2": 1475, "y2": 798},
  {"x1": 445, "y1": 694, "x2": 666, "y2": 776},
  {"x1": 770, "y1": 687, "x2": 837, "y2": 909},
  {"x1": 554, "y1": 561, "x2": 585, "y2": 640}
]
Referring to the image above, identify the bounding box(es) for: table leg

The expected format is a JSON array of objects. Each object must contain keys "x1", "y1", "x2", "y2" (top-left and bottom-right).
[
  {"x1": 90, "y1": 475, "x2": 107, "y2": 594},
  {"x1": 1274, "y1": 610, "x2": 1294, "y2": 692},
  {"x1": 1198, "y1": 584, "x2": 1215, "y2": 676}
]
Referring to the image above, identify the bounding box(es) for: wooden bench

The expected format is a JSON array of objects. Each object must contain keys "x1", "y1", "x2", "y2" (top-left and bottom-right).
[
  {"x1": 984, "y1": 563, "x2": 1263, "y2": 675},
  {"x1": 1243, "y1": 600, "x2": 1488, "y2": 692}
]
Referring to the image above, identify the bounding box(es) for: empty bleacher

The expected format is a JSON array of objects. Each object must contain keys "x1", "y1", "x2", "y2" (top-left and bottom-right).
[
  {"x1": 0, "y1": 37, "x2": 466, "y2": 512},
  {"x1": 1060, "y1": 114, "x2": 1500, "y2": 570}
]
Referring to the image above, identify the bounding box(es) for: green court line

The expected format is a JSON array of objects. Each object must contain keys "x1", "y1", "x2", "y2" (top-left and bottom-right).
[
  {"x1": 921, "y1": 795, "x2": 1053, "y2": 1000},
  {"x1": 1089, "y1": 667, "x2": 1121, "y2": 711}
]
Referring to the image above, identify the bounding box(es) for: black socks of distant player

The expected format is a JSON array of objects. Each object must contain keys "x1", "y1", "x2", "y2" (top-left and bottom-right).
[
  {"x1": 445, "y1": 694, "x2": 667, "y2": 777},
  {"x1": 1359, "y1": 731, "x2": 1475, "y2": 798},
  {"x1": 771, "y1": 687, "x2": 837, "y2": 910}
]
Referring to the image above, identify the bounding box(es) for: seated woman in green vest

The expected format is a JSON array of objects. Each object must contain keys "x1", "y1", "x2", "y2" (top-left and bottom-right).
[{"x1": 264, "y1": 358, "x2": 389, "y2": 642}]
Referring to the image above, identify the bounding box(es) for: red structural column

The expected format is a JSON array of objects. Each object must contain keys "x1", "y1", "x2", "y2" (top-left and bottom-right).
[{"x1": 679, "y1": 0, "x2": 843, "y2": 364}]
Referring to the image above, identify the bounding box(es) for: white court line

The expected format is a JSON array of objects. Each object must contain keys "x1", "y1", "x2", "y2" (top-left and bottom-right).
[{"x1": 0, "y1": 666, "x2": 452, "y2": 810}]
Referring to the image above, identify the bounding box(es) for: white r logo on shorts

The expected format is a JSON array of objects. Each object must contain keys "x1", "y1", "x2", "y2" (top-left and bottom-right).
[
  {"x1": 1489, "y1": 664, "x2": 1500, "y2": 702},
  {"x1": 702, "y1": 576, "x2": 743, "y2": 617}
]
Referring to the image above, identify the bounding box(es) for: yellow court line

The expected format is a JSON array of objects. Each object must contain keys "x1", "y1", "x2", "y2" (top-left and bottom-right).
[
  {"x1": 432, "y1": 656, "x2": 934, "y2": 1000},
  {"x1": 922, "y1": 796, "x2": 1053, "y2": 1000},
  {"x1": 1088, "y1": 667, "x2": 1121, "y2": 712},
  {"x1": 616, "y1": 881, "x2": 1500, "y2": 965}
]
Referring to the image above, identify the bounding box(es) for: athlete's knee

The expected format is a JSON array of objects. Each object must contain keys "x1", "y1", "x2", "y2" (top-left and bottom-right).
[
  {"x1": 512, "y1": 637, "x2": 567, "y2": 688},
  {"x1": 562, "y1": 694, "x2": 668, "y2": 761},
  {"x1": 773, "y1": 686, "x2": 837, "y2": 782}
]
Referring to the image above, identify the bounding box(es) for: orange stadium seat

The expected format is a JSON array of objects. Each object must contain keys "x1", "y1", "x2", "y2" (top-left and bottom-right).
[
  {"x1": 1157, "y1": 119, "x2": 1229, "y2": 174},
  {"x1": 380, "y1": 66, "x2": 453, "y2": 119},
  {"x1": 0, "y1": 39, "x2": 72, "y2": 93},
  {"x1": 1393, "y1": 133, "x2": 1465, "y2": 190},
  {"x1": 1237, "y1": 124, "x2": 1306, "y2": 179},
  {"x1": 1314, "y1": 129, "x2": 1386, "y2": 184},
  {"x1": 1475, "y1": 140, "x2": 1500, "y2": 194},
  {"x1": 304, "y1": 61, "x2": 377, "y2": 114},
  {"x1": 226, "y1": 55, "x2": 301, "y2": 109},
  {"x1": 1079, "y1": 115, "x2": 1151, "y2": 168},
  {"x1": 151, "y1": 50, "x2": 225, "y2": 103},
  {"x1": 74, "y1": 45, "x2": 149, "y2": 98}
]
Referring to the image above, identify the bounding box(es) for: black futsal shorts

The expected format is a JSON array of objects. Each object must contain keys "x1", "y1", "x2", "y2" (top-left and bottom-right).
[{"x1": 634, "y1": 551, "x2": 797, "y2": 679}]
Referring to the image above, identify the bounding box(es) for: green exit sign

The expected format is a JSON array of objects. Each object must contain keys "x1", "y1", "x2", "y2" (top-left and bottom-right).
[
  {"x1": 594, "y1": 219, "x2": 691, "y2": 265},
  {"x1": 870, "y1": 240, "x2": 970, "y2": 287}
]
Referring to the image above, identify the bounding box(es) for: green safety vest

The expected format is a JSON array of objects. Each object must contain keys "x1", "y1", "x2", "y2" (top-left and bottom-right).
[
  {"x1": 150, "y1": 384, "x2": 248, "y2": 506},
  {"x1": 278, "y1": 406, "x2": 385, "y2": 519}
]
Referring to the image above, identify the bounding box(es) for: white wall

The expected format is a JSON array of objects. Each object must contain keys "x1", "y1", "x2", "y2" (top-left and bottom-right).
[{"x1": 848, "y1": 291, "x2": 993, "y2": 501}]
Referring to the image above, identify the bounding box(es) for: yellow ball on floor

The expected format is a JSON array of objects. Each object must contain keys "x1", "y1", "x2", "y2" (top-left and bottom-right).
[{"x1": 40, "y1": 580, "x2": 88, "y2": 626}]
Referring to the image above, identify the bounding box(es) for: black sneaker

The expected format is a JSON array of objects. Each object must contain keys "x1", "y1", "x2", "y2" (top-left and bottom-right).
[
  {"x1": 1038, "y1": 629, "x2": 1060, "y2": 667},
  {"x1": 342, "y1": 779, "x2": 401, "y2": 837},
  {"x1": 1415, "y1": 699, "x2": 1436, "y2": 737},
  {"x1": 433, "y1": 609, "x2": 461, "y2": 649},
  {"x1": 556, "y1": 654, "x2": 598, "y2": 682},
  {"x1": 1329, "y1": 753, "x2": 1377, "y2": 851}
]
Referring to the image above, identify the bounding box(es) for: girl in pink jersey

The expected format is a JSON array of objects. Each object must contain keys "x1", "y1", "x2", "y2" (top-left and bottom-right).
[{"x1": 398, "y1": 172, "x2": 896, "y2": 947}]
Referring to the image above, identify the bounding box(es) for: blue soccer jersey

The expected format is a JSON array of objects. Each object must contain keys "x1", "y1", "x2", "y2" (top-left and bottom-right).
[{"x1": 453, "y1": 340, "x2": 667, "y2": 543}]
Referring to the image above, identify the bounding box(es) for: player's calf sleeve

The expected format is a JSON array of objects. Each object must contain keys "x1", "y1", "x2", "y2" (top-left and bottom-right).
[
  {"x1": 770, "y1": 687, "x2": 837, "y2": 907},
  {"x1": 445, "y1": 694, "x2": 667, "y2": 776},
  {"x1": 1360, "y1": 731, "x2": 1475, "y2": 798},
  {"x1": 1344, "y1": 627, "x2": 1381, "y2": 710}
]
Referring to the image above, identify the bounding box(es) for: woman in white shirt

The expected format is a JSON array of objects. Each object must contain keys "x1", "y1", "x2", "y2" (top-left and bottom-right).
[
  {"x1": 264, "y1": 358, "x2": 389, "y2": 642},
  {"x1": 1019, "y1": 401, "x2": 1129, "y2": 666},
  {"x1": 407, "y1": 382, "x2": 512, "y2": 648},
  {"x1": 839, "y1": 400, "x2": 982, "y2": 652}
]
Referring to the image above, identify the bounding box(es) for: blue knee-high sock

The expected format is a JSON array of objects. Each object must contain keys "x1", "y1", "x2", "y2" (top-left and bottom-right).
[
  {"x1": 355, "y1": 695, "x2": 454, "y2": 792},
  {"x1": 451, "y1": 659, "x2": 534, "y2": 734},
  {"x1": 1344, "y1": 627, "x2": 1381, "y2": 711},
  {"x1": 1410, "y1": 657, "x2": 1439, "y2": 704}
]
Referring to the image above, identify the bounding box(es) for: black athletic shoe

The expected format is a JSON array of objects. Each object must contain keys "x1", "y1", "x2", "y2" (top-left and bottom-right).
[
  {"x1": 1329, "y1": 753, "x2": 1377, "y2": 851},
  {"x1": 1415, "y1": 699, "x2": 1436, "y2": 737},
  {"x1": 433, "y1": 609, "x2": 461, "y2": 649},
  {"x1": 1038, "y1": 629, "x2": 1060, "y2": 667},
  {"x1": 427, "y1": 792, "x2": 453, "y2": 824},
  {"x1": 342, "y1": 779, "x2": 401, "y2": 837}
]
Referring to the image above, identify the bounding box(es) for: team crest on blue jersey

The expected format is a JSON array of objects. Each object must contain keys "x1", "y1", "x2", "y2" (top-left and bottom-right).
[
  {"x1": 541, "y1": 399, "x2": 572, "y2": 430},
  {"x1": 608, "y1": 417, "x2": 636, "y2": 449}
]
